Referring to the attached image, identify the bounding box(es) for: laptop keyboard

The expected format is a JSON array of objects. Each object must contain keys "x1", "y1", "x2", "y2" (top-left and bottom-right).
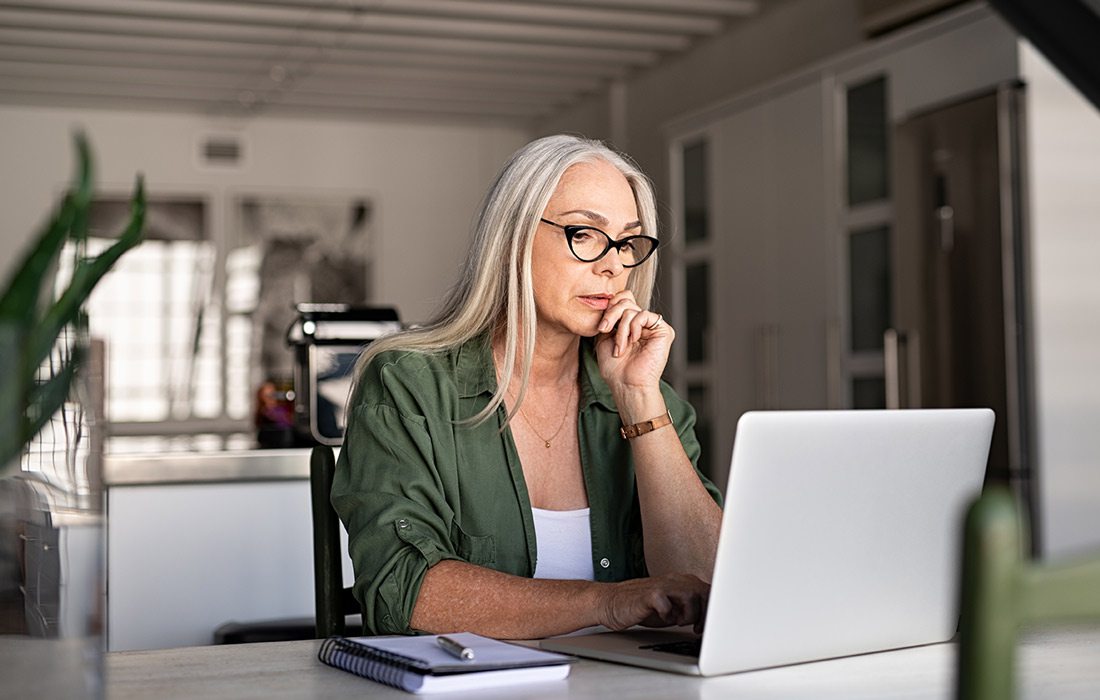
[{"x1": 639, "y1": 639, "x2": 702, "y2": 658}]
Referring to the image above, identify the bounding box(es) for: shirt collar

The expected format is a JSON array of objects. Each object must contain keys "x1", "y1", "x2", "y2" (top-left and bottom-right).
[
  {"x1": 455, "y1": 333, "x2": 617, "y2": 413},
  {"x1": 456, "y1": 332, "x2": 497, "y2": 399}
]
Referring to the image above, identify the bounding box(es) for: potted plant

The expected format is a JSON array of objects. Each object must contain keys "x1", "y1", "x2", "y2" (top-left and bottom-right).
[
  {"x1": 0, "y1": 133, "x2": 144, "y2": 697},
  {"x1": 0, "y1": 134, "x2": 145, "y2": 477},
  {"x1": 0, "y1": 135, "x2": 144, "y2": 698}
]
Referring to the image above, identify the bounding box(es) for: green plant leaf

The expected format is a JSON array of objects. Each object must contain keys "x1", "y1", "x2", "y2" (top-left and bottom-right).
[
  {"x1": 0, "y1": 134, "x2": 143, "y2": 478},
  {"x1": 26, "y1": 176, "x2": 145, "y2": 372},
  {"x1": 19, "y1": 343, "x2": 84, "y2": 463},
  {"x1": 69, "y1": 132, "x2": 94, "y2": 244},
  {"x1": 0, "y1": 132, "x2": 95, "y2": 324},
  {"x1": 0, "y1": 322, "x2": 23, "y2": 473},
  {"x1": 0, "y1": 193, "x2": 77, "y2": 325}
]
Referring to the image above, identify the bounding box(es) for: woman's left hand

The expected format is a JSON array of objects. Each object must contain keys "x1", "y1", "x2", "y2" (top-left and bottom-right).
[{"x1": 594, "y1": 290, "x2": 674, "y2": 394}]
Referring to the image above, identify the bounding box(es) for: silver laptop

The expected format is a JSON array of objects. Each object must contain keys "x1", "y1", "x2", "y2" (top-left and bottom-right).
[{"x1": 542, "y1": 409, "x2": 995, "y2": 676}]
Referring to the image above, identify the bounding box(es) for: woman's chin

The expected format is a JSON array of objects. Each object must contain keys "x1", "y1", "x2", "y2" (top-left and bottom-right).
[{"x1": 576, "y1": 320, "x2": 603, "y2": 338}]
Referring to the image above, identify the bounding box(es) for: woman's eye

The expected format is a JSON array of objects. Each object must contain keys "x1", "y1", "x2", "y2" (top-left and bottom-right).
[
  {"x1": 570, "y1": 228, "x2": 595, "y2": 241},
  {"x1": 620, "y1": 239, "x2": 637, "y2": 252}
]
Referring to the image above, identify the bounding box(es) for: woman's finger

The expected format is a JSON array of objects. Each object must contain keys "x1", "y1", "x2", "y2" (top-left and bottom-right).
[
  {"x1": 629, "y1": 310, "x2": 663, "y2": 345},
  {"x1": 694, "y1": 594, "x2": 708, "y2": 635},
  {"x1": 597, "y1": 289, "x2": 639, "y2": 333},
  {"x1": 598, "y1": 296, "x2": 639, "y2": 334},
  {"x1": 614, "y1": 308, "x2": 639, "y2": 356}
]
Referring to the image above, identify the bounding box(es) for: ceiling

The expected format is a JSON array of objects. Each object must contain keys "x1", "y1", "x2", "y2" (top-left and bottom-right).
[{"x1": 0, "y1": 0, "x2": 759, "y2": 125}]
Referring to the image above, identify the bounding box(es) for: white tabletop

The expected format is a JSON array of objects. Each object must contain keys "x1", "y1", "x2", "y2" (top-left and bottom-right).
[{"x1": 104, "y1": 628, "x2": 1100, "y2": 700}]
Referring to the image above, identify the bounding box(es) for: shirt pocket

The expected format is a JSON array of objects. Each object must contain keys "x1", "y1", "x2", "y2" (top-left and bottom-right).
[{"x1": 450, "y1": 520, "x2": 497, "y2": 567}]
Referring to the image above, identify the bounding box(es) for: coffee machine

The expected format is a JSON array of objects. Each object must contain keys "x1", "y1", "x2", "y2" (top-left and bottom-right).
[{"x1": 285, "y1": 304, "x2": 400, "y2": 446}]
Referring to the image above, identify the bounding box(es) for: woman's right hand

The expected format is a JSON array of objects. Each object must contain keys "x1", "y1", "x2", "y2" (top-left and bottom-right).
[{"x1": 596, "y1": 574, "x2": 709, "y2": 634}]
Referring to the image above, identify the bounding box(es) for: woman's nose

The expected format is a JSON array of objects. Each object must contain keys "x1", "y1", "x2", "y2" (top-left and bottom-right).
[{"x1": 595, "y1": 248, "x2": 626, "y2": 276}]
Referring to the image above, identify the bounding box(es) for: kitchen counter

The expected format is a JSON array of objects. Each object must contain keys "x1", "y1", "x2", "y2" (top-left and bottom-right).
[{"x1": 103, "y1": 448, "x2": 324, "y2": 486}]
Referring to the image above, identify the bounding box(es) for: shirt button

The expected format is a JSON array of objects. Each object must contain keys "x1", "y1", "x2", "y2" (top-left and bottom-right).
[
  {"x1": 397, "y1": 519, "x2": 409, "y2": 529},
  {"x1": 600, "y1": 557, "x2": 610, "y2": 569}
]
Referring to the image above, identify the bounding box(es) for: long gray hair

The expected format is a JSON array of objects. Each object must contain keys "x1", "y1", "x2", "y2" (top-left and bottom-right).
[{"x1": 353, "y1": 134, "x2": 659, "y2": 426}]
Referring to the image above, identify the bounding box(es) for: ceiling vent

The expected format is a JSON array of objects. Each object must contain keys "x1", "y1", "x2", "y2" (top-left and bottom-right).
[{"x1": 200, "y1": 135, "x2": 243, "y2": 167}]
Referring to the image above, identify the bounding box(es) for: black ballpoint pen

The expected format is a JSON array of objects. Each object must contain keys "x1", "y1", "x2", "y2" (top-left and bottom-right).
[{"x1": 437, "y1": 635, "x2": 476, "y2": 661}]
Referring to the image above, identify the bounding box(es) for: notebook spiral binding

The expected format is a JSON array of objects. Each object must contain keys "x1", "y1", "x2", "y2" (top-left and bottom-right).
[{"x1": 318, "y1": 637, "x2": 428, "y2": 689}]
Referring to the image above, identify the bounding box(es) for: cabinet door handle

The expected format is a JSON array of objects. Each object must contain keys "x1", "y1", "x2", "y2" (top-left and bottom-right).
[
  {"x1": 885, "y1": 329, "x2": 921, "y2": 409},
  {"x1": 937, "y1": 204, "x2": 955, "y2": 253},
  {"x1": 885, "y1": 329, "x2": 904, "y2": 410}
]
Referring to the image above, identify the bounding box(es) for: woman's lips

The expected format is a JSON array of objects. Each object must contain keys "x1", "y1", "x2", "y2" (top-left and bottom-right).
[{"x1": 579, "y1": 294, "x2": 612, "y2": 310}]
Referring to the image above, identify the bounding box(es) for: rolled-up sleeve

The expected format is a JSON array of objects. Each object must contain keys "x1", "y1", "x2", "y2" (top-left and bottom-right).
[
  {"x1": 662, "y1": 381, "x2": 724, "y2": 508},
  {"x1": 331, "y1": 360, "x2": 462, "y2": 635}
]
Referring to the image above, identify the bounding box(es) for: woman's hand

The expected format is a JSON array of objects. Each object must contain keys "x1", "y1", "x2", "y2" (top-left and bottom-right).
[
  {"x1": 595, "y1": 290, "x2": 674, "y2": 395},
  {"x1": 596, "y1": 574, "x2": 709, "y2": 634}
]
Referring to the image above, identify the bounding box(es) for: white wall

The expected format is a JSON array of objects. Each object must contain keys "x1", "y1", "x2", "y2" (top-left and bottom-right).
[
  {"x1": 0, "y1": 106, "x2": 528, "y2": 323},
  {"x1": 1021, "y1": 43, "x2": 1100, "y2": 559}
]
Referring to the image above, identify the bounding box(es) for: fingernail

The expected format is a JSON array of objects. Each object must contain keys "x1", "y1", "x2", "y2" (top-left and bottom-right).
[{"x1": 613, "y1": 343, "x2": 620, "y2": 357}]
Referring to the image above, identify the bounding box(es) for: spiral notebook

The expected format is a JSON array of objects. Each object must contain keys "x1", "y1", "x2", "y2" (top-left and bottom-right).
[{"x1": 317, "y1": 632, "x2": 574, "y2": 694}]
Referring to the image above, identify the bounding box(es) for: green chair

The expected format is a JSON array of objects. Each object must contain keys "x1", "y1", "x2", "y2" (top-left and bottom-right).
[
  {"x1": 310, "y1": 445, "x2": 361, "y2": 638},
  {"x1": 956, "y1": 487, "x2": 1100, "y2": 699}
]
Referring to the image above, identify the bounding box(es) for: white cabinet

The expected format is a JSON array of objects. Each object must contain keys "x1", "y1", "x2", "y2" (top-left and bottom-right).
[
  {"x1": 671, "y1": 79, "x2": 834, "y2": 490},
  {"x1": 667, "y1": 7, "x2": 1021, "y2": 492},
  {"x1": 711, "y1": 81, "x2": 834, "y2": 467},
  {"x1": 105, "y1": 450, "x2": 354, "y2": 651}
]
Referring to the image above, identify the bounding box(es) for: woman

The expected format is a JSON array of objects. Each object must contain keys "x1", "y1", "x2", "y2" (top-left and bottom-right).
[{"x1": 332, "y1": 134, "x2": 723, "y2": 639}]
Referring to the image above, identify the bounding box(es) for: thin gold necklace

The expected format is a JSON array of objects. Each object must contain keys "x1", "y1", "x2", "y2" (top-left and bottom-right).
[{"x1": 514, "y1": 381, "x2": 576, "y2": 449}]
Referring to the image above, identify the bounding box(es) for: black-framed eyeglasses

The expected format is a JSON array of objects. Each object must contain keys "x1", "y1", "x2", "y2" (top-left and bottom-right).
[{"x1": 539, "y1": 218, "x2": 659, "y2": 268}]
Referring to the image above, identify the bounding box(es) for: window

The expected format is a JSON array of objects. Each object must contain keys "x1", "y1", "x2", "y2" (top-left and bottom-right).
[
  {"x1": 848, "y1": 225, "x2": 892, "y2": 353},
  {"x1": 847, "y1": 76, "x2": 890, "y2": 205},
  {"x1": 63, "y1": 194, "x2": 373, "y2": 450},
  {"x1": 675, "y1": 136, "x2": 717, "y2": 480},
  {"x1": 682, "y1": 141, "x2": 709, "y2": 243},
  {"x1": 842, "y1": 74, "x2": 893, "y2": 409},
  {"x1": 685, "y1": 261, "x2": 711, "y2": 364},
  {"x1": 60, "y1": 198, "x2": 232, "y2": 430}
]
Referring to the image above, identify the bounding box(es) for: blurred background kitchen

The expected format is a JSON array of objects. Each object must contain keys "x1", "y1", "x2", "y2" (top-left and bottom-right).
[{"x1": 0, "y1": 0, "x2": 1097, "y2": 663}]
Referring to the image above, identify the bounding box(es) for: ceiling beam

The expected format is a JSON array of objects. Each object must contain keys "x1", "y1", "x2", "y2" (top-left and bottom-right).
[
  {"x1": 1, "y1": 1, "x2": 692, "y2": 50},
  {"x1": 0, "y1": 60, "x2": 588, "y2": 103},
  {"x1": 0, "y1": 46, "x2": 604, "y2": 91},
  {"x1": 0, "y1": 76, "x2": 552, "y2": 118},
  {"x1": 141, "y1": 0, "x2": 727, "y2": 34},
  {"x1": 0, "y1": 28, "x2": 631, "y2": 78},
  {"x1": 535, "y1": 0, "x2": 758, "y2": 16},
  {"x1": 0, "y1": 9, "x2": 662, "y2": 64},
  {"x1": 0, "y1": 88, "x2": 547, "y2": 125}
]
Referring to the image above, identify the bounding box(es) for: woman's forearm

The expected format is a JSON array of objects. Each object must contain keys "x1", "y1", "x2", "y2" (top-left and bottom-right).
[
  {"x1": 616, "y1": 388, "x2": 723, "y2": 580},
  {"x1": 409, "y1": 560, "x2": 711, "y2": 639},
  {"x1": 410, "y1": 560, "x2": 604, "y2": 638}
]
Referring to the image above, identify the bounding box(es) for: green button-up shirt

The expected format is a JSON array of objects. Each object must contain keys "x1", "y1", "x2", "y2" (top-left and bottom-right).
[{"x1": 331, "y1": 333, "x2": 722, "y2": 635}]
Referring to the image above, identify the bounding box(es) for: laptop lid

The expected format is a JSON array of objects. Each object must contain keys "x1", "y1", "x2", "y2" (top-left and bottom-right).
[{"x1": 698, "y1": 408, "x2": 994, "y2": 675}]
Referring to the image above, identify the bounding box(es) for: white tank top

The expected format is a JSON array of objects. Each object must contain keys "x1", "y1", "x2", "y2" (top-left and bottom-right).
[{"x1": 531, "y1": 507, "x2": 595, "y2": 581}]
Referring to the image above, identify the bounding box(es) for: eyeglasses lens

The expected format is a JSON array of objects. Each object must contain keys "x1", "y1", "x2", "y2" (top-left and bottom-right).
[{"x1": 570, "y1": 229, "x2": 655, "y2": 266}]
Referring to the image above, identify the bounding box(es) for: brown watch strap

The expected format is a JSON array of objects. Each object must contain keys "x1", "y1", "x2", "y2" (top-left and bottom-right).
[{"x1": 620, "y1": 410, "x2": 674, "y2": 439}]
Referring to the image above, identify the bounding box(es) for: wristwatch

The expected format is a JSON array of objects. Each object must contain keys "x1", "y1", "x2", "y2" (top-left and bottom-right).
[{"x1": 620, "y1": 410, "x2": 674, "y2": 439}]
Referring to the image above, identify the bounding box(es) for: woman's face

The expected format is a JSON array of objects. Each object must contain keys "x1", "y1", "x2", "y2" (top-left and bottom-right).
[{"x1": 532, "y1": 159, "x2": 642, "y2": 339}]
